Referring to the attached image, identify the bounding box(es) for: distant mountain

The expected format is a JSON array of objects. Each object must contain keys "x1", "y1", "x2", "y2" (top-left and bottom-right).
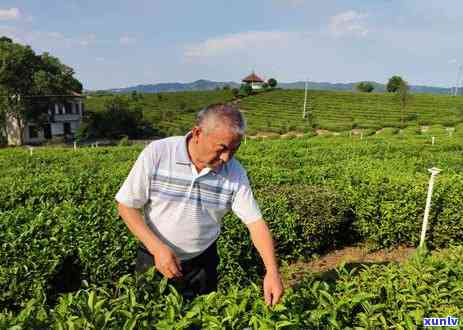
[
  {"x1": 279, "y1": 81, "x2": 453, "y2": 95},
  {"x1": 92, "y1": 79, "x2": 454, "y2": 95},
  {"x1": 102, "y1": 80, "x2": 240, "y2": 94}
]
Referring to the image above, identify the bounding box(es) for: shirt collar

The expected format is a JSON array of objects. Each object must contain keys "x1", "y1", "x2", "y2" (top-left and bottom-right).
[{"x1": 175, "y1": 131, "x2": 193, "y2": 165}]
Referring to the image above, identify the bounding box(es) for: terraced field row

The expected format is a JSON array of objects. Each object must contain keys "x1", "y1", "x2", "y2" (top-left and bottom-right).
[
  {"x1": 239, "y1": 90, "x2": 463, "y2": 132},
  {"x1": 86, "y1": 89, "x2": 463, "y2": 136}
]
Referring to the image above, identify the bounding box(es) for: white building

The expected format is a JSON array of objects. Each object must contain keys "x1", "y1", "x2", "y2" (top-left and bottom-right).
[
  {"x1": 242, "y1": 72, "x2": 265, "y2": 90},
  {"x1": 5, "y1": 92, "x2": 85, "y2": 145}
]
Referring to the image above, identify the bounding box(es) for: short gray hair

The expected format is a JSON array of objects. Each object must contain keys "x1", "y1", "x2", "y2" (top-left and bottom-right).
[{"x1": 196, "y1": 103, "x2": 246, "y2": 135}]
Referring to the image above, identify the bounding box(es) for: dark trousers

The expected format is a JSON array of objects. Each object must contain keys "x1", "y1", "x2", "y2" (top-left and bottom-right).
[{"x1": 135, "y1": 241, "x2": 219, "y2": 299}]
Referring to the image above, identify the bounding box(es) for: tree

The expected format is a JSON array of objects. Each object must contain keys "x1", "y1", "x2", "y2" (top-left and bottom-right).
[
  {"x1": 268, "y1": 78, "x2": 277, "y2": 88},
  {"x1": 240, "y1": 83, "x2": 252, "y2": 96},
  {"x1": 0, "y1": 37, "x2": 82, "y2": 145},
  {"x1": 387, "y1": 75, "x2": 404, "y2": 93},
  {"x1": 32, "y1": 52, "x2": 82, "y2": 95},
  {"x1": 356, "y1": 81, "x2": 374, "y2": 93},
  {"x1": 0, "y1": 36, "x2": 13, "y2": 46},
  {"x1": 397, "y1": 79, "x2": 411, "y2": 125},
  {"x1": 77, "y1": 96, "x2": 157, "y2": 140},
  {"x1": 131, "y1": 90, "x2": 139, "y2": 101},
  {"x1": 0, "y1": 39, "x2": 39, "y2": 145}
]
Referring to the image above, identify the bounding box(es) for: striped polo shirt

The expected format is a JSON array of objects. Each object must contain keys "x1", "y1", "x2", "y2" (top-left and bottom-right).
[{"x1": 115, "y1": 132, "x2": 262, "y2": 260}]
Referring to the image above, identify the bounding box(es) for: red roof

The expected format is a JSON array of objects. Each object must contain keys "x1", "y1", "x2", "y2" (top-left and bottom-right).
[
  {"x1": 71, "y1": 91, "x2": 84, "y2": 97},
  {"x1": 242, "y1": 72, "x2": 264, "y2": 83}
]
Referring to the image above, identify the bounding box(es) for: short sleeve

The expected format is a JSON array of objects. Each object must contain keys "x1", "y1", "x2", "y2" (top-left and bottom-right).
[
  {"x1": 115, "y1": 145, "x2": 154, "y2": 209},
  {"x1": 231, "y1": 171, "x2": 262, "y2": 224}
]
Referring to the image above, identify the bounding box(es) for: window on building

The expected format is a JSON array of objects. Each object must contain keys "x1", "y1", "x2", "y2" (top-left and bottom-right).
[
  {"x1": 28, "y1": 125, "x2": 39, "y2": 139},
  {"x1": 64, "y1": 102, "x2": 73, "y2": 114}
]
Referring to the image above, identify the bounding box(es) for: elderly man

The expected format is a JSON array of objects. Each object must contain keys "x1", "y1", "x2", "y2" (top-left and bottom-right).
[{"x1": 116, "y1": 103, "x2": 283, "y2": 305}]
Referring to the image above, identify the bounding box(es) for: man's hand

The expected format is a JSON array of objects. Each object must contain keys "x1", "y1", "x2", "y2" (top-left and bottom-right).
[
  {"x1": 117, "y1": 202, "x2": 183, "y2": 279},
  {"x1": 246, "y1": 219, "x2": 284, "y2": 305},
  {"x1": 263, "y1": 271, "x2": 284, "y2": 305},
  {"x1": 153, "y1": 243, "x2": 183, "y2": 279}
]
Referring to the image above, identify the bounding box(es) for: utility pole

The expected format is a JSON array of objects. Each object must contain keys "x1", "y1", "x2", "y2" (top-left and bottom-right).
[
  {"x1": 302, "y1": 79, "x2": 308, "y2": 119},
  {"x1": 454, "y1": 65, "x2": 462, "y2": 96},
  {"x1": 457, "y1": 65, "x2": 463, "y2": 96}
]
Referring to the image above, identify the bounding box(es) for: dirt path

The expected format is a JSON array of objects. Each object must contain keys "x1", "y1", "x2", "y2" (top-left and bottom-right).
[{"x1": 282, "y1": 244, "x2": 416, "y2": 287}]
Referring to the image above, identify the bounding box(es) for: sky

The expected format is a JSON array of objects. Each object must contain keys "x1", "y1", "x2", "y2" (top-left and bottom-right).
[{"x1": 1, "y1": 0, "x2": 463, "y2": 90}]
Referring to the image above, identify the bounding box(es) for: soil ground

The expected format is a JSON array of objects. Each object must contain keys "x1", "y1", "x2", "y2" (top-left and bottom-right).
[
  {"x1": 315, "y1": 129, "x2": 330, "y2": 135},
  {"x1": 280, "y1": 131, "x2": 305, "y2": 138},
  {"x1": 281, "y1": 244, "x2": 416, "y2": 288},
  {"x1": 421, "y1": 125, "x2": 430, "y2": 132}
]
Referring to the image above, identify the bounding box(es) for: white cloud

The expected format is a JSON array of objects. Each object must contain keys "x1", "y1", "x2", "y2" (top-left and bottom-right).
[
  {"x1": 184, "y1": 30, "x2": 292, "y2": 58},
  {"x1": 329, "y1": 10, "x2": 369, "y2": 37},
  {"x1": 0, "y1": 8, "x2": 20, "y2": 20},
  {"x1": 47, "y1": 32, "x2": 64, "y2": 39},
  {"x1": 120, "y1": 35, "x2": 136, "y2": 45},
  {"x1": 78, "y1": 33, "x2": 96, "y2": 47},
  {"x1": 96, "y1": 57, "x2": 111, "y2": 64}
]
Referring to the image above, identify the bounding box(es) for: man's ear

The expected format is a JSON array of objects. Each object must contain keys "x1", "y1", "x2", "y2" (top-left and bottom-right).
[{"x1": 191, "y1": 126, "x2": 201, "y2": 143}]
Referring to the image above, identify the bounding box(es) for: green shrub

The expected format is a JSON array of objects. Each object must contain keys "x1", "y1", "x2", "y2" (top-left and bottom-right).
[
  {"x1": 118, "y1": 135, "x2": 130, "y2": 146},
  {"x1": 428, "y1": 176, "x2": 463, "y2": 248},
  {"x1": 245, "y1": 129, "x2": 257, "y2": 136},
  {"x1": 217, "y1": 185, "x2": 350, "y2": 287},
  {"x1": 303, "y1": 127, "x2": 316, "y2": 135},
  {"x1": 381, "y1": 127, "x2": 400, "y2": 135},
  {"x1": 256, "y1": 185, "x2": 350, "y2": 258}
]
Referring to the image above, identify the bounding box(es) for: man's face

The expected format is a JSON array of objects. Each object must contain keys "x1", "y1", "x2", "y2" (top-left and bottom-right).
[{"x1": 192, "y1": 124, "x2": 242, "y2": 171}]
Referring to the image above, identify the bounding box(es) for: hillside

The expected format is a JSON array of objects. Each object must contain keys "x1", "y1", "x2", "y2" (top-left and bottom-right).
[
  {"x1": 237, "y1": 90, "x2": 463, "y2": 133},
  {"x1": 85, "y1": 90, "x2": 234, "y2": 136},
  {"x1": 280, "y1": 81, "x2": 453, "y2": 95},
  {"x1": 84, "y1": 89, "x2": 463, "y2": 137},
  {"x1": 145, "y1": 90, "x2": 463, "y2": 135}
]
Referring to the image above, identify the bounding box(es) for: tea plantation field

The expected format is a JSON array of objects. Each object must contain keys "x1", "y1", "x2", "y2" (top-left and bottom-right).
[
  {"x1": 238, "y1": 90, "x2": 463, "y2": 133},
  {"x1": 1, "y1": 131, "x2": 462, "y2": 328},
  {"x1": 86, "y1": 89, "x2": 463, "y2": 137},
  {"x1": 85, "y1": 90, "x2": 235, "y2": 136}
]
